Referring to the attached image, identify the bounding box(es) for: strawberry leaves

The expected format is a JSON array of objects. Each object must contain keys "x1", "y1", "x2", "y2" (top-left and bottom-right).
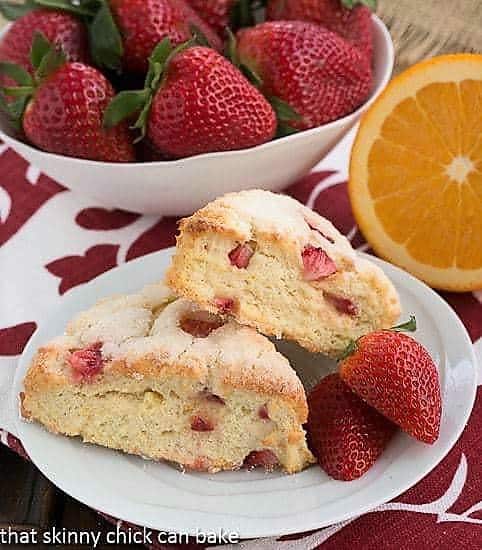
[
  {"x1": 103, "y1": 38, "x2": 172, "y2": 138},
  {"x1": 391, "y1": 315, "x2": 417, "y2": 332},
  {"x1": 229, "y1": 0, "x2": 266, "y2": 30},
  {"x1": 30, "y1": 31, "x2": 51, "y2": 67},
  {"x1": 0, "y1": 62, "x2": 33, "y2": 87},
  {"x1": 103, "y1": 89, "x2": 150, "y2": 129},
  {"x1": 0, "y1": 32, "x2": 65, "y2": 128},
  {"x1": 88, "y1": 0, "x2": 123, "y2": 72},
  {"x1": 104, "y1": 37, "x2": 194, "y2": 140},
  {"x1": 341, "y1": 0, "x2": 377, "y2": 10},
  {"x1": 0, "y1": 0, "x2": 122, "y2": 71},
  {"x1": 31, "y1": 0, "x2": 96, "y2": 16},
  {"x1": 226, "y1": 28, "x2": 263, "y2": 84},
  {"x1": 0, "y1": 0, "x2": 37, "y2": 20},
  {"x1": 230, "y1": 0, "x2": 255, "y2": 29},
  {"x1": 0, "y1": 0, "x2": 97, "y2": 20},
  {"x1": 189, "y1": 24, "x2": 215, "y2": 49},
  {"x1": 0, "y1": 93, "x2": 28, "y2": 130},
  {"x1": 338, "y1": 316, "x2": 418, "y2": 362},
  {"x1": 32, "y1": 0, "x2": 96, "y2": 16},
  {"x1": 269, "y1": 95, "x2": 301, "y2": 136},
  {"x1": 30, "y1": 31, "x2": 66, "y2": 78}
]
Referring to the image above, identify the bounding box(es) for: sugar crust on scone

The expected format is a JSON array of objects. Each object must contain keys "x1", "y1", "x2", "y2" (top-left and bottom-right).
[
  {"x1": 166, "y1": 190, "x2": 401, "y2": 357},
  {"x1": 21, "y1": 282, "x2": 314, "y2": 473}
]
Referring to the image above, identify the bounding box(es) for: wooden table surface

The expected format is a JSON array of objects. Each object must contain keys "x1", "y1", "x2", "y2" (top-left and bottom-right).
[
  {"x1": 0, "y1": 444, "x2": 143, "y2": 549},
  {"x1": 0, "y1": 1, "x2": 480, "y2": 548}
]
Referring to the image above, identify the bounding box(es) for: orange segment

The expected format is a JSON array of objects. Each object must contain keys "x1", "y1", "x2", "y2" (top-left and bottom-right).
[
  {"x1": 380, "y1": 96, "x2": 452, "y2": 163},
  {"x1": 349, "y1": 54, "x2": 482, "y2": 291},
  {"x1": 458, "y1": 181, "x2": 482, "y2": 269},
  {"x1": 459, "y1": 80, "x2": 482, "y2": 154}
]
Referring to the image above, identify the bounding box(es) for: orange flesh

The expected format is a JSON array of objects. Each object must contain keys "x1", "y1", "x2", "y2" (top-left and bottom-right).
[{"x1": 366, "y1": 78, "x2": 482, "y2": 271}]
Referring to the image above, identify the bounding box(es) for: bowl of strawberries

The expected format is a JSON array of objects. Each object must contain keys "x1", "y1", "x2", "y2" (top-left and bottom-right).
[{"x1": 0, "y1": 0, "x2": 393, "y2": 215}]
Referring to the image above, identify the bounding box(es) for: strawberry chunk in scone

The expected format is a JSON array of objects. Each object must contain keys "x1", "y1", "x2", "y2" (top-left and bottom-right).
[{"x1": 167, "y1": 190, "x2": 400, "y2": 358}]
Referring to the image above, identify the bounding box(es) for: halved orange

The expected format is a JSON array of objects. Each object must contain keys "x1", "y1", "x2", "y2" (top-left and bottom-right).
[{"x1": 349, "y1": 54, "x2": 482, "y2": 292}]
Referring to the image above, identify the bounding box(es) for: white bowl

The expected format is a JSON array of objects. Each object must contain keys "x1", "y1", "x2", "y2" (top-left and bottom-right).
[{"x1": 0, "y1": 16, "x2": 393, "y2": 215}]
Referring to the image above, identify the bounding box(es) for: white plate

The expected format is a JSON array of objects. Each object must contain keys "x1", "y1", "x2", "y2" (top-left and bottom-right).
[{"x1": 13, "y1": 249, "x2": 477, "y2": 539}]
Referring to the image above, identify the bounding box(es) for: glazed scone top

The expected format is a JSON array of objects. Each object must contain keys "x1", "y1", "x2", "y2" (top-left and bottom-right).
[
  {"x1": 44, "y1": 282, "x2": 307, "y2": 419},
  {"x1": 178, "y1": 190, "x2": 400, "y2": 313},
  {"x1": 65, "y1": 281, "x2": 175, "y2": 348},
  {"x1": 180, "y1": 189, "x2": 356, "y2": 259}
]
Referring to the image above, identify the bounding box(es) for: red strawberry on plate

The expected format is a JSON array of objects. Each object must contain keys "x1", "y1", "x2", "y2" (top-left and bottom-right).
[
  {"x1": 236, "y1": 21, "x2": 372, "y2": 131},
  {"x1": 339, "y1": 317, "x2": 442, "y2": 444},
  {"x1": 104, "y1": 39, "x2": 277, "y2": 158},
  {"x1": 307, "y1": 373, "x2": 396, "y2": 481},
  {"x1": 266, "y1": 0, "x2": 375, "y2": 60},
  {"x1": 0, "y1": 33, "x2": 134, "y2": 161},
  {"x1": 0, "y1": 8, "x2": 89, "y2": 73}
]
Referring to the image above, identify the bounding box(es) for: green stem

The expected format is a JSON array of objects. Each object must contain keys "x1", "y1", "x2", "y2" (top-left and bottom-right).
[
  {"x1": 390, "y1": 316, "x2": 417, "y2": 332},
  {"x1": 337, "y1": 315, "x2": 417, "y2": 362},
  {"x1": 2, "y1": 86, "x2": 34, "y2": 97},
  {"x1": 338, "y1": 339, "x2": 358, "y2": 361},
  {"x1": 33, "y1": 0, "x2": 97, "y2": 17}
]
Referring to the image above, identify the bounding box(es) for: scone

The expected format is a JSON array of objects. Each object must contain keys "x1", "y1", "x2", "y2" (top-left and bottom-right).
[
  {"x1": 21, "y1": 282, "x2": 314, "y2": 473},
  {"x1": 166, "y1": 190, "x2": 401, "y2": 357}
]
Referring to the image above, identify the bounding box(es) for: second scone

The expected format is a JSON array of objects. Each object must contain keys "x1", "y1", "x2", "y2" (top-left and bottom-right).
[{"x1": 166, "y1": 190, "x2": 401, "y2": 357}]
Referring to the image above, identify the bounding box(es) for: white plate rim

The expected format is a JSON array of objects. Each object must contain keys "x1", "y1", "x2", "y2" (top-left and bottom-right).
[{"x1": 12, "y1": 248, "x2": 478, "y2": 539}]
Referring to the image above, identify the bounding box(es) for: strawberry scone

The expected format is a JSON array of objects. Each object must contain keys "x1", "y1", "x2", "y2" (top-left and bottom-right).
[
  {"x1": 166, "y1": 190, "x2": 401, "y2": 357},
  {"x1": 21, "y1": 283, "x2": 314, "y2": 473}
]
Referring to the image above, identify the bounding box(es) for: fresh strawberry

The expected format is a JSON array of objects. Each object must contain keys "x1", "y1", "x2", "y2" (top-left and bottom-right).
[
  {"x1": 69, "y1": 342, "x2": 105, "y2": 382},
  {"x1": 0, "y1": 8, "x2": 88, "y2": 90},
  {"x1": 108, "y1": 0, "x2": 223, "y2": 73},
  {"x1": 2, "y1": 0, "x2": 222, "y2": 74},
  {"x1": 307, "y1": 373, "x2": 396, "y2": 481},
  {"x1": 146, "y1": 46, "x2": 276, "y2": 156},
  {"x1": 23, "y1": 64, "x2": 135, "y2": 161},
  {"x1": 266, "y1": 0, "x2": 375, "y2": 60},
  {"x1": 236, "y1": 21, "x2": 372, "y2": 130},
  {"x1": 0, "y1": 34, "x2": 134, "y2": 161},
  {"x1": 0, "y1": 8, "x2": 88, "y2": 71},
  {"x1": 302, "y1": 245, "x2": 337, "y2": 280},
  {"x1": 339, "y1": 317, "x2": 442, "y2": 444},
  {"x1": 187, "y1": 0, "x2": 236, "y2": 35},
  {"x1": 229, "y1": 242, "x2": 254, "y2": 268},
  {"x1": 187, "y1": 0, "x2": 259, "y2": 35},
  {"x1": 104, "y1": 40, "x2": 276, "y2": 158}
]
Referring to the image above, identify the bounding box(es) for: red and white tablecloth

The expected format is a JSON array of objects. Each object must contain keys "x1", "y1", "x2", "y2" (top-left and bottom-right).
[{"x1": 1, "y1": 130, "x2": 481, "y2": 549}]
